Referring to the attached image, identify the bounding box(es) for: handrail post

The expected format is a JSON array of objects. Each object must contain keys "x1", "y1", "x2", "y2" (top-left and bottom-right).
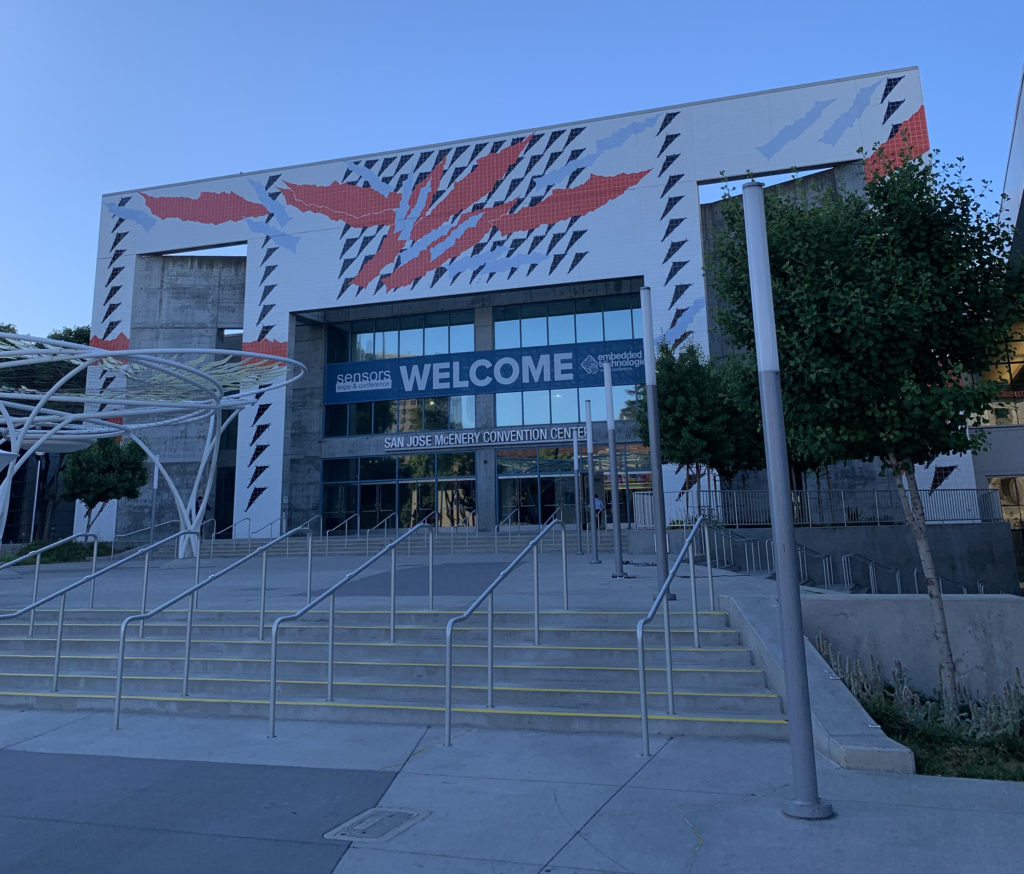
[
  {"x1": 389, "y1": 548, "x2": 397, "y2": 643},
  {"x1": 140, "y1": 551, "x2": 151, "y2": 639},
  {"x1": 533, "y1": 546, "x2": 540, "y2": 645},
  {"x1": 702, "y1": 519, "x2": 714, "y2": 609},
  {"x1": 662, "y1": 588, "x2": 675, "y2": 715},
  {"x1": 327, "y1": 594, "x2": 336, "y2": 701},
  {"x1": 689, "y1": 539, "x2": 700, "y2": 650},
  {"x1": 182, "y1": 591, "x2": 195, "y2": 697},
  {"x1": 444, "y1": 624, "x2": 454, "y2": 745},
  {"x1": 428, "y1": 526, "x2": 434, "y2": 610},
  {"x1": 269, "y1": 627, "x2": 279, "y2": 737},
  {"x1": 306, "y1": 531, "x2": 313, "y2": 602},
  {"x1": 487, "y1": 593, "x2": 494, "y2": 708},
  {"x1": 638, "y1": 624, "x2": 650, "y2": 756},
  {"x1": 29, "y1": 552, "x2": 44, "y2": 637},
  {"x1": 259, "y1": 551, "x2": 269, "y2": 641},
  {"x1": 52, "y1": 592, "x2": 67, "y2": 691},
  {"x1": 113, "y1": 626, "x2": 128, "y2": 729},
  {"x1": 561, "y1": 522, "x2": 568, "y2": 610},
  {"x1": 89, "y1": 538, "x2": 98, "y2": 605}
]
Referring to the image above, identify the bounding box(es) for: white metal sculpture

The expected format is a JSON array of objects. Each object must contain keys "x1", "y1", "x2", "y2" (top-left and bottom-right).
[{"x1": 0, "y1": 333, "x2": 304, "y2": 551}]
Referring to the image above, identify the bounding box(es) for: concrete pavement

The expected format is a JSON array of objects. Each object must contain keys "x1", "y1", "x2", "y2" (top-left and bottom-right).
[{"x1": 1, "y1": 708, "x2": 1022, "y2": 873}]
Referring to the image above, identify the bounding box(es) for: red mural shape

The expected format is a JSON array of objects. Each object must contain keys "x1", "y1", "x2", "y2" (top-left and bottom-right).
[
  {"x1": 865, "y1": 106, "x2": 930, "y2": 181},
  {"x1": 90, "y1": 333, "x2": 130, "y2": 351},
  {"x1": 279, "y1": 137, "x2": 650, "y2": 292},
  {"x1": 141, "y1": 191, "x2": 269, "y2": 224}
]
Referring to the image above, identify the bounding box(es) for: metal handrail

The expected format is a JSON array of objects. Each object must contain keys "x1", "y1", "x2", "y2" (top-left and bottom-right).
[
  {"x1": 765, "y1": 540, "x2": 835, "y2": 589},
  {"x1": 287, "y1": 515, "x2": 322, "y2": 556},
  {"x1": 494, "y1": 508, "x2": 520, "y2": 551},
  {"x1": 841, "y1": 553, "x2": 902, "y2": 594},
  {"x1": 444, "y1": 513, "x2": 567, "y2": 746},
  {"x1": 210, "y1": 517, "x2": 252, "y2": 557},
  {"x1": 445, "y1": 511, "x2": 475, "y2": 554},
  {"x1": 200, "y1": 518, "x2": 216, "y2": 541},
  {"x1": 109, "y1": 519, "x2": 179, "y2": 557},
  {"x1": 365, "y1": 512, "x2": 396, "y2": 554},
  {"x1": 703, "y1": 524, "x2": 768, "y2": 573},
  {"x1": 0, "y1": 533, "x2": 100, "y2": 623},
  {"x1": 912, "y1": 569, "x2": 984, "y2": 595},
  {"x1": 113, "y1": 525, "x2": 314, "y2": 729},
  {"x1": 637, "y1": 514, "x2": 713, "y2": 756},
  {"x1": 251, "y1": 514, "x2": 286, "y2": 540},
  {"x1": 324, "y1": 514, "x2": 358, "y2": 555},
  {"x1": 0, "y1": 530, "x2": 200, "y2": 692},
  {"x1": 268, "y1": 519, "x2": 435, "y2": 737}
]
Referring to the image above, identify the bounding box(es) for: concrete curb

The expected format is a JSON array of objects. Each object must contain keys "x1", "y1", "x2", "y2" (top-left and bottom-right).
[{"x1": 722, "y1": 591, "x2": 916, "y2": 773}]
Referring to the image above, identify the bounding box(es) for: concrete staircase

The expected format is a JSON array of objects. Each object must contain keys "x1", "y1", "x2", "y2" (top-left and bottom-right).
[
  {"x1": 0, "y1": 605, "x2": 786, "y2": 740},
  {"x1": 125, "y1": 528, "x2": 616, "y2": 559}
]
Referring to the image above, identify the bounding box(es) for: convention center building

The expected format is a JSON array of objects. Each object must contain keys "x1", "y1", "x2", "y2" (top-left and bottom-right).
[{"x1": 89, "y1": 68, "x2": 930, "y2": 536}]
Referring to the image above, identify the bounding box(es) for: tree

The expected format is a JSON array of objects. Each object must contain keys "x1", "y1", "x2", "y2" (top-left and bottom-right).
[
  {"x1": 635, "y1": 341, "x2": 763, "y2": 503},
  {"x1": 60, "y1": 439, "x2": 148, "y2": 533},
  {"x1": 707, "y1": 150, "x2": 1024, "y2": 718}
]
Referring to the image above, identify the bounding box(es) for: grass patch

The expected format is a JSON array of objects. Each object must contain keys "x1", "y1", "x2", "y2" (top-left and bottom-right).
[
  {"x1": 1, "y1": 538, "x2": 111, "y2": 564},
  {"x1": 816, "y1": 635, "x2": 1024, "y2": 781}
]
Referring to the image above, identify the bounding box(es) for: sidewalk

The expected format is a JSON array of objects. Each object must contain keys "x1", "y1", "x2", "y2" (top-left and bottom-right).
[{"x1": 1, "y1": 708, "x2": 1021, "y2": 873}]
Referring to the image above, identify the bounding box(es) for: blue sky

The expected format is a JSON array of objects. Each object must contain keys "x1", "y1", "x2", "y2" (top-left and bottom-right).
[{"x1": 1, "y1": 0, "x2": 1021, "y2": 337}]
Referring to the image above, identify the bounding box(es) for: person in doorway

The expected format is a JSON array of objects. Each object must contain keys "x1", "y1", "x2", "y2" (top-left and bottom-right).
[{"x1": 593, "y1": 495, "x2": 605, "y2": 529}]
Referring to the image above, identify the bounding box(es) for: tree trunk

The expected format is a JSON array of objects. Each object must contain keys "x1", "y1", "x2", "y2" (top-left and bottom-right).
[{"x1": 889, "y1": 455, "x2": 960, "y2": 721}]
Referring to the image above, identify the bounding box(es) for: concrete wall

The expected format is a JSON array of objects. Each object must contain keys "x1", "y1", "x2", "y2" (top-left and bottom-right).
[
  {"x1": 116, "y1": 255, "x2": 246, "y2": 536},
  {"x1": 627, "y1": 521, "x2": 1018, "y2": 594},
  {"x1": 801, "y1": 593, "x2": 1024, "y2": 700}
]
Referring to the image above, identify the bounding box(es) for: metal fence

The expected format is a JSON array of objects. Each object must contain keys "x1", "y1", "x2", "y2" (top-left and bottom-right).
[{"x1": 633, "y1": 488, "x2": 1002, "y2": 529}]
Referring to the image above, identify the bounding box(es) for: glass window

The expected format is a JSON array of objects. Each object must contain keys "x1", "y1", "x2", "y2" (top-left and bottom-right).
[
  {"x1": 575, "y1": 299, "x2": 603, "y2": 343},
  {"x1": 496, "y1": 392, "x2": 523, "y2": 426},
  {"x1": 324, "y1": 404, "x2": 349, "y2": 437},
  {"x1": 494, "y1": 304, "x2": 520, "y2": 349},
  {"x1": 550, "y1": 388, "x2": 578, "y2": 423},
  {"x1": 352, "y1": 402, "x2": 373, "y2": 434},
  {"x1": 360, "y1": 456, "x2": 395, "y2": 480},
  {"x1": 424, "y1": 312, "x2": 448, "y2": 355},
  {"x1": 449, "y1": 395, "x2": 475, "y2": 430},
  {"x1": 632, "y1": 306, "x2": 643, "y2": 340},
  {"x1": 353, "y1": 321, "x2": 374, "y2": 361},
  {"x1": 548, "y1": 301, "x2": 575, "y2": 345},
  {"x1": 323, "y1": 458, "x2": 356, "y2": 481},
  {"x1": 579, "y1": 386, "x2": 606, "y2": 422},
  {"x1": 538, "y1": 447, "x2": 574, "y2": 472},
  {"x1": 521, "y1": 303, "x2": 547, "y2": 347},
  {"x1": 496, "y1": 449, "x2": 535, "y2": 475},
  {"x1": 398, "y1": 397, "x2": 423, "y2": 432},
  {"x1": 398, "y1": 454, "x2": 434, "y2": 479},
  {"x1": 449, "y1": 311, "x2": 474, "y2": 353},
  {"x1": 604, "y1": 308, "x2": 632, "y2": 340},
  {"x1": 438, "y1": 452, "x2": 475, "y2": 477},
  {"x1": 612, "y1": 385, "x2": 635, "y2": 420},
  {"x1": 399, "y1": 316, "x2": 423, "y2": 357},
  {"x1": 522, "y1": 389, "x2": 550, "y2": 425},
  {"x1": 375, "y1": 318, "x2": 399, "y2": 359},
  {"x1": 423, "y1": 396, "x2": 449, "y2": 430},
  {"x1": 325, "y1": 325, "x2": 350, "y2": 363},
  {"x1": 373, "y1": 400, "x2": 396, "y2": 433}
]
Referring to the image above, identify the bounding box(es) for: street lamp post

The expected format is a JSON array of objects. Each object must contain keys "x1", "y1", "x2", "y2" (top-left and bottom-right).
[{"x1": 743, "y1": 181, "x2": 834, "y2": 821}]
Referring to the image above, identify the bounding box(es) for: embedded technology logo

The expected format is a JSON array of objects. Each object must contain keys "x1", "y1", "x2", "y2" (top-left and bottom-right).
[{"x1": 580, "y1": 355, "x2": 600, "y2": 375}]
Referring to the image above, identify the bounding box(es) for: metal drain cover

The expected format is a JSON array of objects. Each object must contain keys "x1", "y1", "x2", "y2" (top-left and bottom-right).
[{"x1": 324, "y1": 807, "x2": 428, "y2": 842}]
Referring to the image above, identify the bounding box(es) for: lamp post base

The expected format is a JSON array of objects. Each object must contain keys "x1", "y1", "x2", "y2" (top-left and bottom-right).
[{"x1": 781, "y1": 799, "x2": 836, "y2": 820}]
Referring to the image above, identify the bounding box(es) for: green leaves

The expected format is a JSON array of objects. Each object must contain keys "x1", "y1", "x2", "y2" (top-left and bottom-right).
[
  {"x1": 706, "y1": 153, "x2": 1024, "y2": 470},
  {"x1": 60, "y1": 439, "x2": 148, "y2": 518}
]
